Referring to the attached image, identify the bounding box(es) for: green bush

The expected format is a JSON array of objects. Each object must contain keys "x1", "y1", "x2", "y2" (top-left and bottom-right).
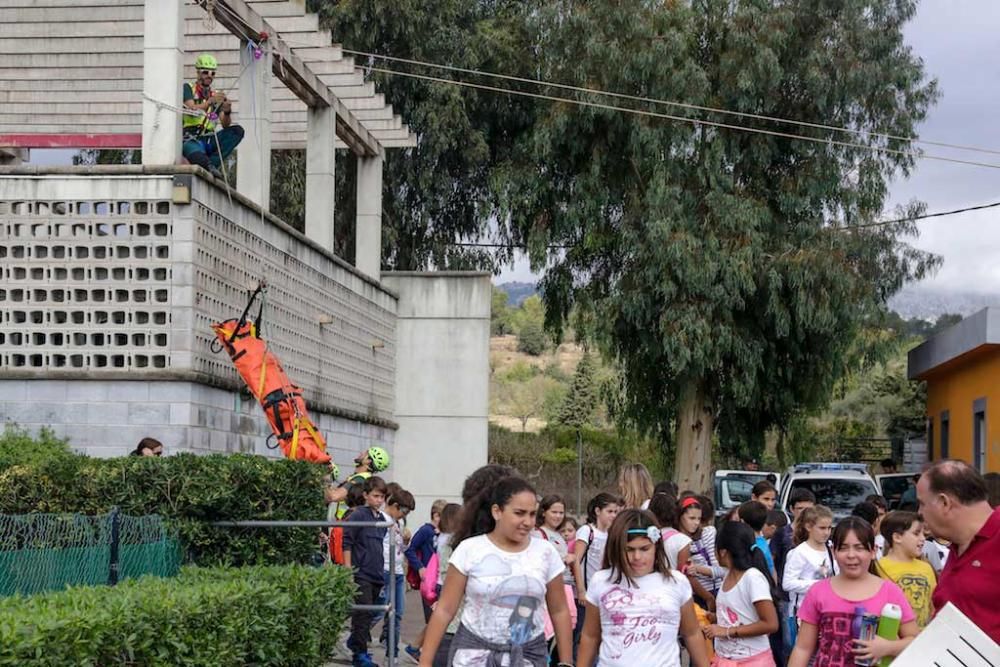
[
  {"x1": 0, "y1": 563, "x2": 355, "y2": 666},
  {"x1": 517, "y1": 319, "x2": 548, "y2": 356},
  {"x1": 0, "y1": 453, "x2": 327, "y2": 566},
  {"x1": 0, "y1": 424, "x2": 72, "y2": 470}
]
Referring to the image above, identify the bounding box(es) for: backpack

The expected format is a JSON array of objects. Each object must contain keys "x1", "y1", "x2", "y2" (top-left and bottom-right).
[
  {"x1": 420, "y1": 553, "x2": 440, "y2": 604},
  {"x1": 329, "y1": 507, "x2": 354, "y2": 565}
]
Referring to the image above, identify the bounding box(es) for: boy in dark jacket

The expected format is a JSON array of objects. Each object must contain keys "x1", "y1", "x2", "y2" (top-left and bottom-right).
[{"x1": 344, "y1": 476, "x2": 388, "y2": 667}]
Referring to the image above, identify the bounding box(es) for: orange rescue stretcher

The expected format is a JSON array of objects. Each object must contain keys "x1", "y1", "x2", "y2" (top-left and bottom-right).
[{"x1": 210, "y1": 283, "x2": 330, "y2": 464}]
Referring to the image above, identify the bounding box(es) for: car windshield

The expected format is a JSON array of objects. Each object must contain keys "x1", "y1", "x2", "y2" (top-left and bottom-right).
[{"x1": 787, "y1": 478, "x2": 879, "y2": 514}]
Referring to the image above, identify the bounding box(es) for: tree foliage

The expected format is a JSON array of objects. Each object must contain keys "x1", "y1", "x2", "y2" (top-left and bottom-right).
[
  {"x1": 497, "y1": 1, "x2": 940, "y2": 487},
  {"x1": 302, "y1": 0, "x2": 536, "y2": 270},
  {"x1": 491, "y1": 286, "x2": 513, "y2": 336},
  {"x1": 556, "y1": 351, "x2": 599, "y2": 429}
]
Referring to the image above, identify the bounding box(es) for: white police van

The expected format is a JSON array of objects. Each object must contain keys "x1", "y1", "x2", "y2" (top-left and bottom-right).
[
  {"x1": 777, "y1": 463, "x2": 880, "y2": 521},
  {"x1": 714, "y1": 470, "x2": 782, "y2": 520}
]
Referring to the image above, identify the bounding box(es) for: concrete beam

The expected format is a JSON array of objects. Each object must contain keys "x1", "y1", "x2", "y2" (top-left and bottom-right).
[
  {"x1": 304, "y1": 105, "x2": 336, "y2": 252},
  {"x1": 201, "y1": 0, "x2": 380, "y2": 157},
  {"x1": 355, "y1": 153, "x2": 383, "y2": 280},
  {"x1": 236, "y1": 41, "x2": 271, "y2": 208},
  {"x1": 141, "y1": 0, "x2": 183, "y2": 166}
]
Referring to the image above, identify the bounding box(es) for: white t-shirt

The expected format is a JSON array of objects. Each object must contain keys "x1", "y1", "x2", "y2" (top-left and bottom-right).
[
  {"x1": 714, "y1": 568, "x2": 773, "y2": 659},
  {"x1": 585, "y1": 568, "x2": 692, "y2": 667},
  {"x1": 537, "y1": 526, "x2": 575, "y2": 587},
  {"x1": 661, "y1": 529, "x2": 692, "y2": 570},
  {"x1": 577, "y1": 524, "x2": 609, "y2": 588},
  {"x1": 381, "y1": 515, "x2": 405, "y2": 574},
  {"x1": 782, "y1": 542, "x2": 837, "y2": 615},
  {"x1": 449, "y1": 534, "x2": 564, "y2": 666}
]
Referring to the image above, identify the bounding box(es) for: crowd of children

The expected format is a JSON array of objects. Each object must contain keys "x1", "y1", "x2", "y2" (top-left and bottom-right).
[{"x1": 326, "y1": 454, "x2": 950, "y2": 667}]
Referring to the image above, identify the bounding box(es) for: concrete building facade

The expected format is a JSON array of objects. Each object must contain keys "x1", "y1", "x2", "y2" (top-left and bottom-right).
[{"x1": 0, "y1": 0, "x2": 491, "y2": 513}]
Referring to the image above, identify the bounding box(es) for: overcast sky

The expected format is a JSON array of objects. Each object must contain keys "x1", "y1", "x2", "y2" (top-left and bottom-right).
[{"x1": 499, "y1": 1, "x2": 1000, "y2": 291}]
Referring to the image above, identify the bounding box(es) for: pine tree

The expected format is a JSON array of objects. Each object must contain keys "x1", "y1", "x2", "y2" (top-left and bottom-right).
[{"x1": 557, "y1": 352, "x2": 598, "y2": 429}]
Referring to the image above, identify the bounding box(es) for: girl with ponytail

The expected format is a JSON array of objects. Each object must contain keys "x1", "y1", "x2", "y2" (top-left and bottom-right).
[
  {"x1": 704, "y1": 521, "x2": 780, "y2": 665},
  {"x1": 419, "y1": 476, "x2": 573, "y2": 667}
]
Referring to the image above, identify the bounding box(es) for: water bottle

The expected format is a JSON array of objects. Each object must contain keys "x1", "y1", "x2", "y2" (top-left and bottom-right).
[
  {"x1": 851, "y1": 605, "x2": 867, "y2": 640},
  {"x1": 876, "y1": 603, "x2": 903, "y2": 667}
]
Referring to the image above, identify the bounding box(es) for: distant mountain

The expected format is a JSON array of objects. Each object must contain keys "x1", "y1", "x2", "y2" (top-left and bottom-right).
[
  {"x1": 889, "y1": 287, "x2": 999, "y2": 321},
  {"x1": 496, "y1": 281, "x2": 538, "y2": 306}
]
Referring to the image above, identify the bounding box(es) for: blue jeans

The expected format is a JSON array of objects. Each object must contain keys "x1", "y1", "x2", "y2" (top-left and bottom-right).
[
  {"x1": 182, "y1": 125, "x2": 244, "y2": 170},
  {"x1": 373, "y1": 571, "x2": 405, "y2": 651}
]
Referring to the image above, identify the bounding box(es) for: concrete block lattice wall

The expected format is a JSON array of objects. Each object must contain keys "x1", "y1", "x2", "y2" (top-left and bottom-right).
[{"x1": 0, "y1": 170, "x2": 396, "y2": 461}]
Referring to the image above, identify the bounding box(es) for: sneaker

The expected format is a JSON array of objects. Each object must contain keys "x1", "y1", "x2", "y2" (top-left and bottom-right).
[
  {"x1": 404, "y1": 645, "x2": 421, "y2": 663},
  {"x1": 208, "y1": 165, "x2": 224, "y2": 180},
  {"x1": 351, "y1": 652, "x2": 379, "y2": 667}
]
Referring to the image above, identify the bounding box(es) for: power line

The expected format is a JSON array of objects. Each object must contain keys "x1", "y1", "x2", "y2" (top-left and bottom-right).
[
  {"x1": 446, "y1": 199, "x2": 1000, "y2": 249},
  {"x1": 346, "y1": 49, "x2": 1000, "y2": 159},
  {"x1": 363, "y1": 65, "x2": 1000, "y2": 171},
  {"x1": 838, "y1": 199, "x2": 1000, "y2": 230}
]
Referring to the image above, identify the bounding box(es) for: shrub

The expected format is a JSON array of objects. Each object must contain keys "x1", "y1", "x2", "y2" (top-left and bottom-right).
[
  {"x1": 517, "y1": 319, "x2": 548, "y2": 356},
  {"x1": 0, "y1": 424, "x2": 72, "y2": 470},
  {"x1": 0, "y1": 563, "x2": 355, "y2": 666},
  {"x1": 0, "y1": 453, "x2": 326, "y2": 566}
]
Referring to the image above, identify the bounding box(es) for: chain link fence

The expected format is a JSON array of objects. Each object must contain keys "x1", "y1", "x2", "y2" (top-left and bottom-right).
[{"x1": 0, "y1": 510, "x2": 181, "y2": 596}]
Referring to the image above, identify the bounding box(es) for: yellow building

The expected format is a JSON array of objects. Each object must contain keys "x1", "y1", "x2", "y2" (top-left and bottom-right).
[{"x1": 908, "y1": 308, "x2": 1000, "y2": 473}]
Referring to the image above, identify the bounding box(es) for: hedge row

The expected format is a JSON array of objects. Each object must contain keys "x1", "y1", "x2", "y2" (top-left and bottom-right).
[
  {"x1": 0, "y1": 564, "x2": 355, "y2": 666},
  {"x1": 0, "y1": 451, "x2": 327, "y2": 566}
]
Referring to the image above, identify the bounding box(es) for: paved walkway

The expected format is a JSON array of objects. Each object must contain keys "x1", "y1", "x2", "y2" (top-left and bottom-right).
[{"x1": 327, "y1": 588, "x2": 428, "y2": 666}]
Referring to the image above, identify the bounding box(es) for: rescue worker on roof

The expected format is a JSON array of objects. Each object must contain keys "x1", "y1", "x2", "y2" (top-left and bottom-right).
[{"x1": 182, "y1": 54, "x2": 244, "y2": 179}]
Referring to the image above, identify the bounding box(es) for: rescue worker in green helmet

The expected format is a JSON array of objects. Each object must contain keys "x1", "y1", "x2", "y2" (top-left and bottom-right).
[
  {"x1": 182, "y1": 54, "x2": 244, "y2": 179},
  {"x1": 326, "y1": 446, "x2": 391, "y2": 519}
]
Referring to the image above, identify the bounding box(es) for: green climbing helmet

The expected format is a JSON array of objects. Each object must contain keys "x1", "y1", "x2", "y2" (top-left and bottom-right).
[
  {"x1": 194, "y1": 53, "x2": 218, "y2": 70},
  {"x1": 367, "y1": 446, "x2": 390, "y2": 472}
]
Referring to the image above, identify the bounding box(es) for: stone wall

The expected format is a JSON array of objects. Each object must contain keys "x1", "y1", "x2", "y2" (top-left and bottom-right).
[{"x1": 0, "y1": 379, "x2": 393, "y2": 465}]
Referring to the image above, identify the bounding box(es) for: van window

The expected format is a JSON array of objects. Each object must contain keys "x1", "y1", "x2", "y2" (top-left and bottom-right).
[{"x1": 787, "y1": 479, "x2": 878, "y2": 515}]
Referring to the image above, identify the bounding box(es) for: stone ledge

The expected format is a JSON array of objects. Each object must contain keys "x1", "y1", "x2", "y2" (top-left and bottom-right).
[{"x1": 0, "y1": 372, "x2": 399, "y2": 430}]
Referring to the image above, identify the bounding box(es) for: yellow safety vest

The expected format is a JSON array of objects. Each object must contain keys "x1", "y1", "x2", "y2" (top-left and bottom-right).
[
  {"x1": 182, "y1": 82, "x2": 218, "y2": 135},
  {"x1": 333, "y1": 471, "x2": 372, "y2": 519}
]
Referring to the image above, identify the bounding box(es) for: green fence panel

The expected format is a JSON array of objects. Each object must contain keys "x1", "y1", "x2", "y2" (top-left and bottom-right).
[{"x1": 0, "y1": 512, "x2": 180, "y2": 596}]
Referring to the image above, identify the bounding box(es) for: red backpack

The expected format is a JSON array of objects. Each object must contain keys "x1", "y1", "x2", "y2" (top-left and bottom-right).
[{"x1": 329, "y1": 508, "x2": 353, "y2": 565}]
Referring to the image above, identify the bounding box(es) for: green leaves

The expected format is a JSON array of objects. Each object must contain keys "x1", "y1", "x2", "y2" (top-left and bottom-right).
[
  {"x1": 0, "y1": 452, "x2": 326, "y2": 567},
  {"x1": 497, "y1": 0, "x2": 939, "y2": 476},
  {"x1": 0, "y1": 564, "x2": 354, "y2": 666}
]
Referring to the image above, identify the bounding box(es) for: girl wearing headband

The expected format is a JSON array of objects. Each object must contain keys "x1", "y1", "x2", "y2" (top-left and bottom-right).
[{"x1": 577, "y1": 509, "x2": 710, "y2": 667}]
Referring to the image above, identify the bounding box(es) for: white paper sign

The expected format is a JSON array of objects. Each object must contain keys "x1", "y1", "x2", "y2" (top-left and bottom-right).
[{"x1": 894, "y1": 602, "x2": 1000, "y2": 666}]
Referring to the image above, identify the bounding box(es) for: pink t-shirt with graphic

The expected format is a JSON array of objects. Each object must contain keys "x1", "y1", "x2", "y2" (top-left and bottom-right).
[{"x1": 798, "y1": 578, "x2": 915, "y2": 667}]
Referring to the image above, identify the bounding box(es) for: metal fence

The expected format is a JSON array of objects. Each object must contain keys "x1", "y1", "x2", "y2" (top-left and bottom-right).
[
  {"x1": 0, "y1": 509, "x2": 181, "y2": 596},
  {"x1": 212, "y1": 518, "x2": 401, "y2": 667}
]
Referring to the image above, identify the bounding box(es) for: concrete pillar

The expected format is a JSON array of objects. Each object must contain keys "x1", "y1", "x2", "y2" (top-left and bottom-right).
[
  {"x1": 380, "y1": 272, "x2": 492, "y2": 515},
  {"x1": 304, "y1": 105, "x2": 336, "y2": 252},
  {"x1": 237, "y1": 41, "x2": 271, "y2": 208},
  {"x1": 355, "y1": 153, "x2": 383, "y2": 279},
  {"x1": 141, "y1": 0, "x2": 184, "y2": 165}
]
